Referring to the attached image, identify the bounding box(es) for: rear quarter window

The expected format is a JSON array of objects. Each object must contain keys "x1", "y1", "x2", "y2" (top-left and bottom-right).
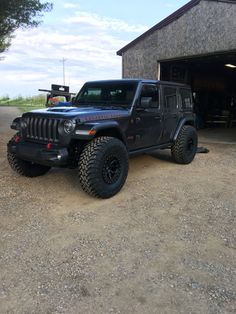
[{"x1": 180, "y1": 89, "x2": 193, "y2": 110}]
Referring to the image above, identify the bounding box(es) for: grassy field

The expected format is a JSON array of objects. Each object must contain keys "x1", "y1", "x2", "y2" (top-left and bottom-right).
[{"x1": 0, "y1": 95, "x2": 46, "y2": 112}]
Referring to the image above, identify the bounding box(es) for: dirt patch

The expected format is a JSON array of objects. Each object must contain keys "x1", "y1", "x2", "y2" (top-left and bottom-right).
[{"x1": 0, "y1": 107, "x2": 235, "y2": 313}]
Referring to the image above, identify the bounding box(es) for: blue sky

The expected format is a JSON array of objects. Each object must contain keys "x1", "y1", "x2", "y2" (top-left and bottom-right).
[{"x1": 0, "y1": 0, "x2": 188, "y2": 97}]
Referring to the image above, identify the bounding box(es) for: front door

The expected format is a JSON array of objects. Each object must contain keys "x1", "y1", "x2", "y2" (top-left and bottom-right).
[{"x1": 134, "y1": 84, "x2": 163, "y2": 149}]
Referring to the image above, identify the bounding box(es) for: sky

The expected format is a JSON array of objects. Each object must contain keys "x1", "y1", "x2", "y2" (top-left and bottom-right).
[{"x1": 0, "y1": 0, "x2": 189, "y2": 97}]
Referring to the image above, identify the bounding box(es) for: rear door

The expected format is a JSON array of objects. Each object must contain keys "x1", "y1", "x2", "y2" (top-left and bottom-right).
[{"x1": 161, "y1": 85, "x2": 181, "y2": 142}]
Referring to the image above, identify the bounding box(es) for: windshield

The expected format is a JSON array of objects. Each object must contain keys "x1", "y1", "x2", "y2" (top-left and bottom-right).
[{"x1": 74, "y1": 82, "x2": 138, "y2": 108}]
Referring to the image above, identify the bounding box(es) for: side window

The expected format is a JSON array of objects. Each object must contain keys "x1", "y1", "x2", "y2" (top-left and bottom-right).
[
  {"x1": 163, "y1": 87, "x2": 178, "y2": 112},
  {"x1": 140, "y1": 84, "x2": 159, "y2": 108},
  {"x1": 179, "y1": 88, "x2": 193, "y2": 110}
]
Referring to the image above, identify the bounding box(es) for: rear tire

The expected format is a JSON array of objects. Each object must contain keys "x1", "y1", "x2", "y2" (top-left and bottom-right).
[
  {"x1": 171, "y1": 125, "x2": 198, "y2": 164},
  {"x1": 78, "y1": 136, "x2": 128, "y2": 198},
  {"x1": 7, "y1": 135, "x2": 51, "y2": 177}
]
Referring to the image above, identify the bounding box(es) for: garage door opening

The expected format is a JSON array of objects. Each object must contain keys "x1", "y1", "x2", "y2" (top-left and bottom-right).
[{"x1": 160, "y1": 51, "x2": 236, "y2": 141}]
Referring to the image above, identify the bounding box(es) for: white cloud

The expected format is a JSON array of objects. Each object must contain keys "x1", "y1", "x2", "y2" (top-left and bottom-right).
[
  {"x1": 4, "y1": 71, "x2": 46, "y2": 82},
  {"x1": 63, "y1": 2, "x2": 80, "y2": 9},
  {"x1": 66, "y1": 11, "x2": 148, "y2": 33},
  {"x1": 0, "y1": 10, "x2": 148, "y2": 97}
]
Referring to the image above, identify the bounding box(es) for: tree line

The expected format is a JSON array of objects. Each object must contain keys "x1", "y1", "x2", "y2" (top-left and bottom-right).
[{"x1": 0, "y1": 0, "x2": 53, "y2": 54}]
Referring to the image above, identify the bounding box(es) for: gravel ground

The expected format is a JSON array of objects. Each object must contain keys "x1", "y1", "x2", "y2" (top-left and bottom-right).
[{"x1": 0, "y1": 107, "x2": 236, "y2": 314}]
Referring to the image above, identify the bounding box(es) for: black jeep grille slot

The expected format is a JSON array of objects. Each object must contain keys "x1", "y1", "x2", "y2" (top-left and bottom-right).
[{"x1": 26, "y1": 117, "x2": 60, "y2": 142}]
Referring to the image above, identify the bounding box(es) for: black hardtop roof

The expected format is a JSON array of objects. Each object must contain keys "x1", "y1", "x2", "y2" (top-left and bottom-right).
[
  {"x1": 83, "y1": 79, "x2": 142, "y2": 84},
  {"x1": 84, "y1": 79, "x2": 190, "y2": 88}
]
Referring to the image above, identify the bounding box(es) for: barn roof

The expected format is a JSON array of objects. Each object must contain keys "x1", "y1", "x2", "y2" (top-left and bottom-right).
[{"x1": 116, "y1": 0, "x2": 236, "y2": 56}]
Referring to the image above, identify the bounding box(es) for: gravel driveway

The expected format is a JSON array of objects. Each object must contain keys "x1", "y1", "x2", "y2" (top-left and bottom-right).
[{"x1": 0, "y1": 107, "x2": 235, "y2": 314}]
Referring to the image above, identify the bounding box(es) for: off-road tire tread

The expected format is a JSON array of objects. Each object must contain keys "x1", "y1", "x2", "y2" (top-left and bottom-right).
[
  {"x1": 7, "y1": 134, "x2": 51, "y2": 177},
  {"x1": 78, "y1": 136, "x2": 128, "y2": 198},
  {"x1": 171, "y1": 125, "x2": 197, "y2": 164}
]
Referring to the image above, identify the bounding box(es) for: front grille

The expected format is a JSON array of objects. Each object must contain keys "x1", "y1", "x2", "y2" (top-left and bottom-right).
[{"x1": 25, "y1": 117, "x2": 60, "y2": 142}]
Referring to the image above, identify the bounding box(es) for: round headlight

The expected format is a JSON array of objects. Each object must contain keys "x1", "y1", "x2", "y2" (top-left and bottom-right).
[
  {"x1": 64, "y1": 119, "x2": 76, "y2": 134},
  {"x1": 20, "y1": 118, "x2": 27, "y2": 129}
]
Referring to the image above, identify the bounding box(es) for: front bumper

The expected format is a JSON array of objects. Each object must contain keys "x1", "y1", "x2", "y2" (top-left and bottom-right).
[{"x1": 8, "y1": 140, "x2": 69, "y2": 167}]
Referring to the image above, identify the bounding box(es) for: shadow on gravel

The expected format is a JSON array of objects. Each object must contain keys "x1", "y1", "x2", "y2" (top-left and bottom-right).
[
  {"x1": 147, "y1": 150, "x2": 173, "y2": 162},
  {"x1": 146, "y1": 146, "x2": 209, "y2": 163}
]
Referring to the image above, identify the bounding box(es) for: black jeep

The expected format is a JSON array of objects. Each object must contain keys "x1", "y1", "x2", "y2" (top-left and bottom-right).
[{"x1": 7, "y1": 79, "x2": 198, "y2": 198}]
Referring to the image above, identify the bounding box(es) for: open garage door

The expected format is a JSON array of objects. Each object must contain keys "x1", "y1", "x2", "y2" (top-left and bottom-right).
[{"x1": 160, "y1": 51, "x2": 236, "y2": 142}]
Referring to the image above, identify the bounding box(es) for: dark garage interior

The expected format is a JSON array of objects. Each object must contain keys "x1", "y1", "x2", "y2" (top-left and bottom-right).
[{"x1": 160, "y1": 51, "x2": 236, "y2": 133}]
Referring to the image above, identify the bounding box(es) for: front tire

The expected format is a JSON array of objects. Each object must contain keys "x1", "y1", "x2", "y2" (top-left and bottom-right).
[
  {"x1": 78, "y1": 136, "x2": 128, "y2": 198},
  {"x1": 7, "y1": 135, "x2": 51, "y2": 177},
  {"x1": 171, "y1": 125, "x2": 198, "y2": 164}
]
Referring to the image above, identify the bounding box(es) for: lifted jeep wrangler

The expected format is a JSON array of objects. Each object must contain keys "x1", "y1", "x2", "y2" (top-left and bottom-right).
[{"x1": 7, "y1": 79, "x2": 198, "y2": 198}]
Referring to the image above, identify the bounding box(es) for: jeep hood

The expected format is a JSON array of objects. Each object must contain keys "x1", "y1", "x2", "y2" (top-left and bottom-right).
[{"x1": 24, "y1": 106, "x2": 130, "y2": 122}]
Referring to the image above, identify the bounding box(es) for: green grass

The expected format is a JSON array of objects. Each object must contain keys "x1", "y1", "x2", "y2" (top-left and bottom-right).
[{"x1": 0, "y1": 94, "x2": 46, "y2": 112}]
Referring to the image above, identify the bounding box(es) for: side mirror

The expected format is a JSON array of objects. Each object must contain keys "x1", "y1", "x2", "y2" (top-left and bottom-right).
[
  {"x1": 71, "y1": 96, "x2": 75, "y2": 104},
  {"x1": 139, "y1": 97, "x2": 152, "y2": 108}
]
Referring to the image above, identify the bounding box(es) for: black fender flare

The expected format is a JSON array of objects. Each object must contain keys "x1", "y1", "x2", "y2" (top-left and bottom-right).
[
  {"x1": 172, "y1": 117, "x2": 196, "y2": 142},
  {"x1": 72, "y1": 120, "x2": 126, "y2": 143},
  {"x1": 92, "y1": 121, "x2": 127, "y2": 143}
]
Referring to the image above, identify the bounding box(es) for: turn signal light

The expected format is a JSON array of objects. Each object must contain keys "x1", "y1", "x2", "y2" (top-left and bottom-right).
[{"x1": 89, "y1": 130, "x2": 97, "y2": 135}]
